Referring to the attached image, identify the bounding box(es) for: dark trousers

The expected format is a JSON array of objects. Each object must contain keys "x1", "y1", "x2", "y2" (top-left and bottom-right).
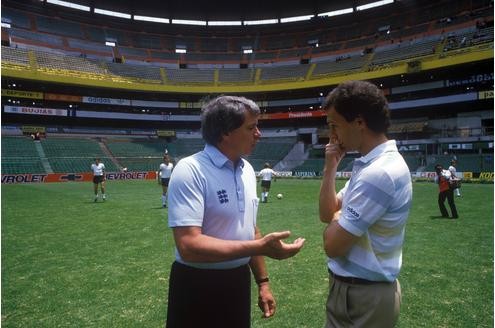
[
  {"x1": 166, "y1": 261, "x2": 251, "y2": 328},
  {"x1": 438, "y1": 189, "x2": 458, "y2": 218}
]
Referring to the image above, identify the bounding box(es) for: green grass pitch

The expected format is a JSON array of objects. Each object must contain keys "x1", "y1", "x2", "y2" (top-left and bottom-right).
[{"x1": 2, "y1": 179, "x2": 493, "y2": 327}]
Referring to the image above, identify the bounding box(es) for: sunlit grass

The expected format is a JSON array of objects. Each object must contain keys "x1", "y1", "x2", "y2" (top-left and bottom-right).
[{"x1": 2, "y1": 180, "x2": 493, "y2": 327}]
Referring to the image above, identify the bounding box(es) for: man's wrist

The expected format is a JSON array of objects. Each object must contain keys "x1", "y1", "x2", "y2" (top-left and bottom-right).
[
  {"x1": 256, "y1": 277, "x2": 269, "y2": 286},
  {"x1": 323, "y1": 167, "x2": 337, "y2": 176}
]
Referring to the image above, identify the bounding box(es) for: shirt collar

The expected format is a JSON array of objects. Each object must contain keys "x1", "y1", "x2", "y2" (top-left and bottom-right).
[
  {"x1": 356, "y1": 140, "x2": 397, "y2": 164},
  {"x1": 204, "y1": 144, "x2": 244, "y2": 169}
]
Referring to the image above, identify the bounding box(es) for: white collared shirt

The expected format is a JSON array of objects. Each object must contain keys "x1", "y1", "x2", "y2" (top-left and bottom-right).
[
  {"x1": 167, "y1": 144, "x2": 259, "y2": 269},
  {"x1": 329, "y1": 140, "x2": 413, "y2": 282},
  {"x1": 91, "y1": 162, "x2": 105, "y2": 176},
  {"x1": 159, "y1": 162, "x2": 173, "y2": 178},
  {"x1": 448, "y1": 165, "x2": 457, "y2": 178},
  {"x1": 259, "y1": 168, "x2": 276, "y2": 181}
]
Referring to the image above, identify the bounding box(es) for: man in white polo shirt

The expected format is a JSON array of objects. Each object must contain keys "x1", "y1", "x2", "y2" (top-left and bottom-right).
[
  {"x1": 166, "y1": 95, "x2": 305, "y2": 328},
  {"x1": 258, "y1": 162, "x2": 277, "y2": 203},
  {"x1": 158, "y1": 154, "x2": 174, "y2": 208},
  {"x1": 448, "y1": 159, "x2": 461, "y2": 197},
  {"x1": 91, "y1": 158, "x2": 106, "y2": 202},
  {"x1": 319, "y1": 81, "x2": 412, "y2": 328}
]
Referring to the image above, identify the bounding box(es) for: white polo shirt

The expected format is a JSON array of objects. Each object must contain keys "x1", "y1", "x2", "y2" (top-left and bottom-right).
[
  {"x1": 258, "y1": 168, "x2": 276, "y2": 181},
  {"x1": 448, "y1": 165, "x2": 457, "y2": 178},
  {"x1": 91, "y1": 163, "x2": 105, "y2": 176},
  {"x1": 167, "y1": 144, "x2": 259, "y2": 269},
  {"x1": 329, "y1": 140, "x2": 412, "y2": 282},
  {"x1": 159, "y1": 162, "x2": 173, "y2": 178}
]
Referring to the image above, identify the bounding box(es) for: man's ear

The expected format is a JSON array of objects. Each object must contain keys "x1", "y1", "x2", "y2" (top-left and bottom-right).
[
  {"x1": 219, "y1": 133, "x2": 228, "y2": 144},
  {"x1": 355, "y1": 115, "x2": 365, "y2": 128}
]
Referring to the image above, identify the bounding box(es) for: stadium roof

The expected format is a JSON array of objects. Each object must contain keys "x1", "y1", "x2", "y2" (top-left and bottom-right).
[{"x1": 76, "y1": 0, "x2": 388, "y2": 21}]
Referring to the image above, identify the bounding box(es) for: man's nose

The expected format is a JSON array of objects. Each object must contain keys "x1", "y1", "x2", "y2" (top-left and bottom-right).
[{"x1": 255, "y1": 127, "x2": 262, "y2": 138}]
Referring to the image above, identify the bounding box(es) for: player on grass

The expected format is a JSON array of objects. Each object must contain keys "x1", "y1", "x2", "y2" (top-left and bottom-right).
[
  {"x1": 158, "y1": 154, "x2": 174, "y2": 208},
  {"x1": 91, "y1": 158, "x2": 106, "y2": 202},
  {"x1": 258, "y1": 162, "x2": 277, "y2": 203}
]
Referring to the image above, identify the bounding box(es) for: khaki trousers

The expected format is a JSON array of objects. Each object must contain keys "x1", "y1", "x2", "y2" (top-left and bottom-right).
[{"x1": 325, "y1": 277, "x2": 401, "y2": 328}]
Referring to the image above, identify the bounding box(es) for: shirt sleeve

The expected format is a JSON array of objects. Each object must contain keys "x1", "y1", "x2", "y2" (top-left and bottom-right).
[
  {"x1": 167, "y1": 160, "x2": 205, "y2": 228},
  {"x1": 338, "y1": 171, "x2": 395, "y2": 236},
  {"x1": 336, "y1": 179, "x2": 349, "y2": 202}
]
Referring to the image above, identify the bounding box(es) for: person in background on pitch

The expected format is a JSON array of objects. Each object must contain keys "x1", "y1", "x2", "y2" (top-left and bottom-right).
[
  {"x1": 166, "y1": 95, "x2": 305, "y2": 328},
  {"x1": 91, "y1": 158, "x2": 106, "y2": 202},
  {"x1": 435, "y1": 164, "x2": 459, "y2": 219},
  {"x1": 319, "y1": 80, "x2": 412, "y2": 327},
  {"x1": 448, "y1": 159, "x2": 461, "y2": 197},
  {"x1": 258, "y1": 162, "x2": 277, "y2": 203},
  {"x1": 158, "y1": 154, "x2": 174, "y2": 208}
]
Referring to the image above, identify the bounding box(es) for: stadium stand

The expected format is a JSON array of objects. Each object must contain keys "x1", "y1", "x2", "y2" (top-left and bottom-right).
[
  {"x1": 41, "y1": 138, "x2": 118, "y2": 173},
  {"x1": 401, "y1": 154, "x2": 423, "y2": 172},
  {"x1": 259, "y1": 65, "x2": 310, "y2": 82},
  {"x1": 66, "y1": 38, "x2": 113, "y2": 56},
  {"x1": 86, "y1": 26, "x2": 110, "y2": 43},
  {"x1": 1, "y1": 136, "x2": 46, "y2": 174},
  {"x1": 388, "y1": 122, "x2": 427, "y2": 134},
  {"x1": 105, "y1": 138, "x2": 204, "y2": 171},
  {"x1": 105, "y1": 62, "x2": 162, "y2": 82},
  {"x1": 248, "y1": 137, "x2": 298, "y2": 170},
  {"x1": 425, "y1": 154, "x2": 494, "y2": 173},
  {"x1": 131, "y1": 34, "x2": 163, "y2": 50},
  {"x1": 1, "y1": 0, "x2": 493, "y2": 177},
  {"x1": 1, "y1": 158, "x2": 46, "y2": 174},
  {"x1": 9, "y1": 28, "x2": 65, "y2": 48},
  {"x1": 184, "y1": 52, "x2": 244, "y2": 63},
  {"x1": 311, "y1": 53, "x2": 369, "y2": 77},
  {"x1": 105, "y1": 138, "x2": 162, "y2": 171},
  {"x1": 292, "y1": 147, "x2": 356, "y2": 173},
  {"x1": 218, "y1": 68, "x2": 255, "y2": 84},
  {"x1": 170, "y1": 139, "x2": 205, "y2": 158},
  {"x1": 105, "y1": 138, "x2": 166, "y2": 157},
  {"x1": 1, "y1": 7, "x2": 30, "y2": 29},
  {"x1": 443, "y1": 26, "x2": 494, "y2": 51},
  {"x1": 34, "y1": 48, "x2": 107, "y2": 75},
  {"x1": 2, "y1": 0, "x2": 491, "y2": 69},
  {"x1": 165, "y1": 68, "x2": 215, "y2": 84},
  {"x1": 2, "y1": 136, "x2": 40, "y2": 157},
  {"x1": 1, "y1": 46, "x2": 30, "y2": 67},
  {"x1": 149, "y1": 50, "x2": 180, "y2": 61},
  {"x1": 118, "y1": 46, "x2": 150, "y2": 59},
  {"x1": 371, "y1": 37, "x2": 440, "y2": 65},
  {"x1": 36, "y1": 15, "x2": 84, "y2": 39}
]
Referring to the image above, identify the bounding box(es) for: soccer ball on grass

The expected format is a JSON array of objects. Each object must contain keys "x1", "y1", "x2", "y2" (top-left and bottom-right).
[{"x1": 276, "y1": 193, "x2": 283, "y2": 200}]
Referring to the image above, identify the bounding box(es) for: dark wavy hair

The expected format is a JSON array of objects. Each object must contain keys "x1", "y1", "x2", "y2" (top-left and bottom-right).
[
  {"x1": 201, "y1": 95, "x2": 260, "y2": 146},
  {"x1": 322, "y1": 80, "x2": 390, "y2": 134}
]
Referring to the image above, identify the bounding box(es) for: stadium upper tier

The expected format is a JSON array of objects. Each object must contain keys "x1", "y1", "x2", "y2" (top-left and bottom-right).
[
  {"x1": 2, "y1": 1, "x2": 492, "y2": 70},
  {"x1": 2, "y1": 22, "x2": 493, "y2": 93}
]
